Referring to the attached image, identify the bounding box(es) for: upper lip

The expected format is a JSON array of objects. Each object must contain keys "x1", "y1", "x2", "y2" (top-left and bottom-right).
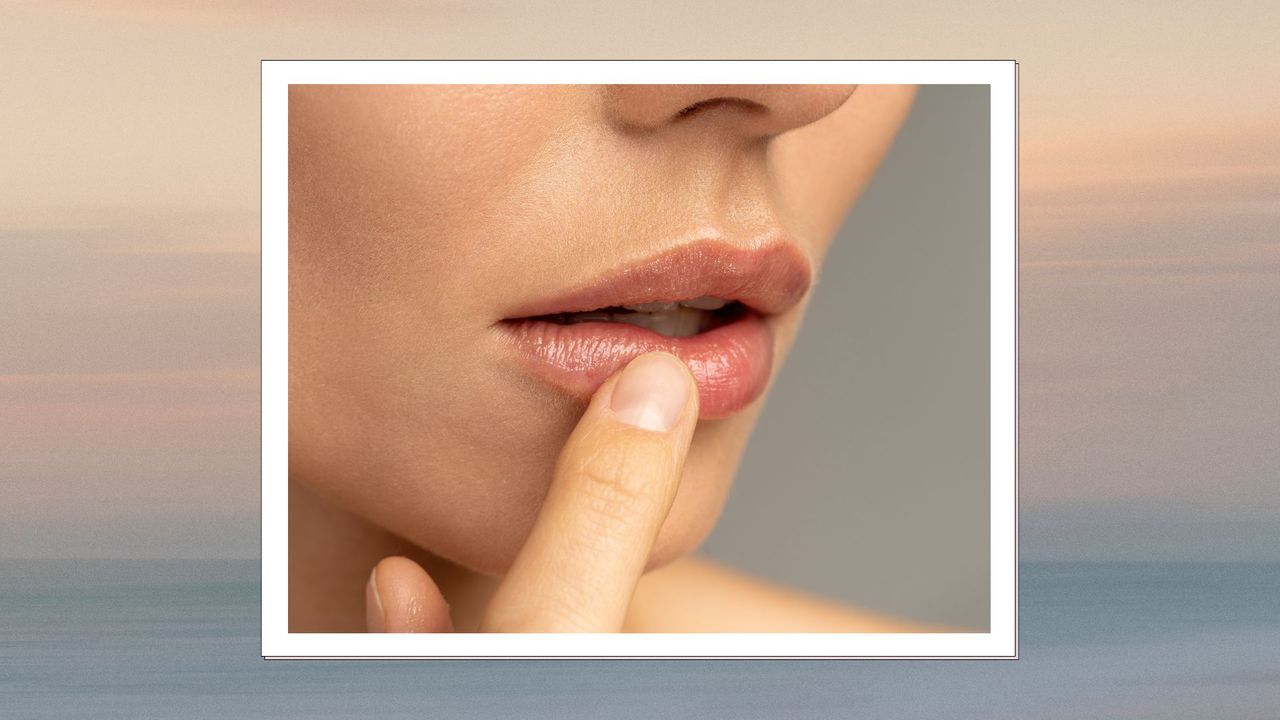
[{"x1": 503, "y1": 238, "x2": 813, "y2": 320}]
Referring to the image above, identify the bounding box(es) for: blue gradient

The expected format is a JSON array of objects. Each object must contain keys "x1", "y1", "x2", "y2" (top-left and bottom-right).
[{"x1": 3, "y1": 560, "x2": 1277, "y2": 718}]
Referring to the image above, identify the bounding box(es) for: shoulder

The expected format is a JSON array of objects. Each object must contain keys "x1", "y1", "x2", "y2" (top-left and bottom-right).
[{"x1": 626, "y1": 555, "x2": 940, "y2": 633}]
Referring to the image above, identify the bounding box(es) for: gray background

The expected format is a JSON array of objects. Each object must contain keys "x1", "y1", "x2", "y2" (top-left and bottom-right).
[{"x1": 701, "y1": 85, "x2": 992, "y2": 630}]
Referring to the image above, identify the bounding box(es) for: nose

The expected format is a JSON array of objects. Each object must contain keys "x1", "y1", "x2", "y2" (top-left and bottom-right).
[{"x1": 602, "y1": 84, "x2": 857, "y2": 140}]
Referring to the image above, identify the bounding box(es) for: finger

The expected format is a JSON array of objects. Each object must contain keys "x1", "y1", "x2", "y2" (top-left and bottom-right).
[
  {"x1": 365, "y1": 556, "x2": 454, "y2": 633},
  {"x1": 482, "y1": 351, "x2": 699, "y2": 632}
]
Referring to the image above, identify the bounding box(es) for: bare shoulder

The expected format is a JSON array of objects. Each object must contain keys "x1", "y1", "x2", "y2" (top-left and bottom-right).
[{"x1": 627, "y1": 555, "x2": 942, "y2": 633}]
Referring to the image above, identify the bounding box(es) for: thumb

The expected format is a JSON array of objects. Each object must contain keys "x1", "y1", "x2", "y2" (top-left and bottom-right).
[{"x1": 365, "y1": 556, "x2": 454, "y2": 633}]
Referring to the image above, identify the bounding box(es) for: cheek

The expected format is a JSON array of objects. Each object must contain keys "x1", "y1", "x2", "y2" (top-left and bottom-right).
[
  {"x1": 286, "y1": 85, "x2": 591, "y2": 571},
  {"x1": 289, "y1": 86, "x2": 572, "y2": 316},
  {"x1": 290, "y1": 307, "x2": 582, "y2": 574}
]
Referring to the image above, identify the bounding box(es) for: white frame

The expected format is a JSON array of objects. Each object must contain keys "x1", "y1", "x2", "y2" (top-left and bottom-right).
[{"x1": 261, "y1": 60, "x2": 1018, "y2": 659}]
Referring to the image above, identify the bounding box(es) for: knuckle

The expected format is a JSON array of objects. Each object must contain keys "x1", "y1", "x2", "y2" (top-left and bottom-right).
[{"x1": 567, "y1": 442, "x2": 664, "y2": 522}]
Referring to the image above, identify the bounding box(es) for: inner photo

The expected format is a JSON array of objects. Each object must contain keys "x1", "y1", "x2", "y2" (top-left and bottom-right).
[{"x1": 286, "y1": 83, "x2": 988, "y2": 633}]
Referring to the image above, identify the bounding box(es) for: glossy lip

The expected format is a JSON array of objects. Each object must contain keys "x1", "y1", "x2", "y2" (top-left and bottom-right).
[{"x1": 498, "y1": 239, "x2": 812, "y2": 418}]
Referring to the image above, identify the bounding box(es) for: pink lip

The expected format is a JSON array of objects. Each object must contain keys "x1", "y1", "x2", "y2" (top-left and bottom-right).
[{"x1": 499, "y1": 240, "x2": 812, "y2": 418}]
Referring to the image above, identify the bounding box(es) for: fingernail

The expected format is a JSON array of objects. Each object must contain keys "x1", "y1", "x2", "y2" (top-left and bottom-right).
[
  {"x1": 610, "y1": 352, "x2": 691, "y2": 432},
  {"x1": 365, "y1": 565, "x2": 385, "y2": 633}
]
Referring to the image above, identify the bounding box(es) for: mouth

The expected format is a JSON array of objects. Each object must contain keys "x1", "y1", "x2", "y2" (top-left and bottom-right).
[
  {"x1": 526, "y1": 296, "x2": 749, "y2": 337},
  {"x1": 498, "y1": 239, "x2": 812, "y2": 419}
]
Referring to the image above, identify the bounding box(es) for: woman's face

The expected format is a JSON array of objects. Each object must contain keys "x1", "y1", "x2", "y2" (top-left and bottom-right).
[{"x1": 289, "y1": 84, "x2": 915, "y2": 575}]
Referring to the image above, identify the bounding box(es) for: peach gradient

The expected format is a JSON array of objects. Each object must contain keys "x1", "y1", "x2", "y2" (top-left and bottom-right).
[{"x1": 1, "y1": 2, "x2": 1277, "y2": 557}]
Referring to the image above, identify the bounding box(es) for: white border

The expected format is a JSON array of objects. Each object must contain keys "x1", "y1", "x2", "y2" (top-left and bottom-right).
[{"x1": 261, "y1": 60, "x2": 1018, "y2": 659}]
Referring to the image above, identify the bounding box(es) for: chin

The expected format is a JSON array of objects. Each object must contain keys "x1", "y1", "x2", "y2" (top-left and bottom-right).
[{"x1": 393, "y1": 407, "x2": 754, "y2": 579}]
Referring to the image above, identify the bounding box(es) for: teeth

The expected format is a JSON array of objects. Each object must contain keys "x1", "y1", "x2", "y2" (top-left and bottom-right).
[
  {"x1": 613, "y1": 306, "x2": 708, "y2": 338},
  {"x1": 556, "y1": 297, "x2": 730, "y2": 337}
]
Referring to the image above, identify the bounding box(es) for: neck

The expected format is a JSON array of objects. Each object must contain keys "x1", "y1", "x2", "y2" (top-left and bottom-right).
[{"x1": 288, "y1": 480, "x2": 500, "y2": 632}]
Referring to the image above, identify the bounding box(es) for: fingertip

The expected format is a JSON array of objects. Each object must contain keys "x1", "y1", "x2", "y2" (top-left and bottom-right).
[
  {"x1": 366, "y1": 556, "x2": 454, "y2": 633},
  {"x1": 608, "y1": 352, "x2": 698, "y2": 432}
]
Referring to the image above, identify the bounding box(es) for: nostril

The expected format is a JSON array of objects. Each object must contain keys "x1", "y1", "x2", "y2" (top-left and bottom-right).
[{"x1": 675, "y1": 97, "x2": 767, "y2": 120}]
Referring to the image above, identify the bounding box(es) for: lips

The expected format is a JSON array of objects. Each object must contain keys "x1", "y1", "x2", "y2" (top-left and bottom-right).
[{"x1": 498, "y1": 240, "x2": 812, "y2": 419}]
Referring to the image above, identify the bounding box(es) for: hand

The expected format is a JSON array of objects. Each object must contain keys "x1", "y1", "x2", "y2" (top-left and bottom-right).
[{"x1": 364, "y1": 351, "x2": 699, "y2": 632}]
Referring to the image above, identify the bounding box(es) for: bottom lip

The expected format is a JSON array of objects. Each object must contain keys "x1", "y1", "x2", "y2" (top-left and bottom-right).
[{"x1": 499, "y1": 313, "x2": 774, "y2": 419}]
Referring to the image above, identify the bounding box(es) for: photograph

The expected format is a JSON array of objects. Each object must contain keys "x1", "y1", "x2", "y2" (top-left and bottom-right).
[
  {"x1": 265, "y1": 62, "x2": 1014, "y2": 655},
  {"x1": 6, "y1": 2, "x2": 1276, "y2": 717}
]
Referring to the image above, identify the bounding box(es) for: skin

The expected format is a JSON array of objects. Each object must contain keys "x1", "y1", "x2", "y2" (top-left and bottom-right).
[{"x1": 288, "y1": 84, "x2": 920, "y2": 632}]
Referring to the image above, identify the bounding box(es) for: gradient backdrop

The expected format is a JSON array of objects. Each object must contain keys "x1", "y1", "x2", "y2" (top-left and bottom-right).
[{"x1": 2, "y1": 2, "x2": 1277, "y2": 717}]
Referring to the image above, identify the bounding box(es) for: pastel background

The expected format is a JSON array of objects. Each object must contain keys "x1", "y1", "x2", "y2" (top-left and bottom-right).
[{"x1": 2, "y1": 2, "x2": 1277, "y2": 718}]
